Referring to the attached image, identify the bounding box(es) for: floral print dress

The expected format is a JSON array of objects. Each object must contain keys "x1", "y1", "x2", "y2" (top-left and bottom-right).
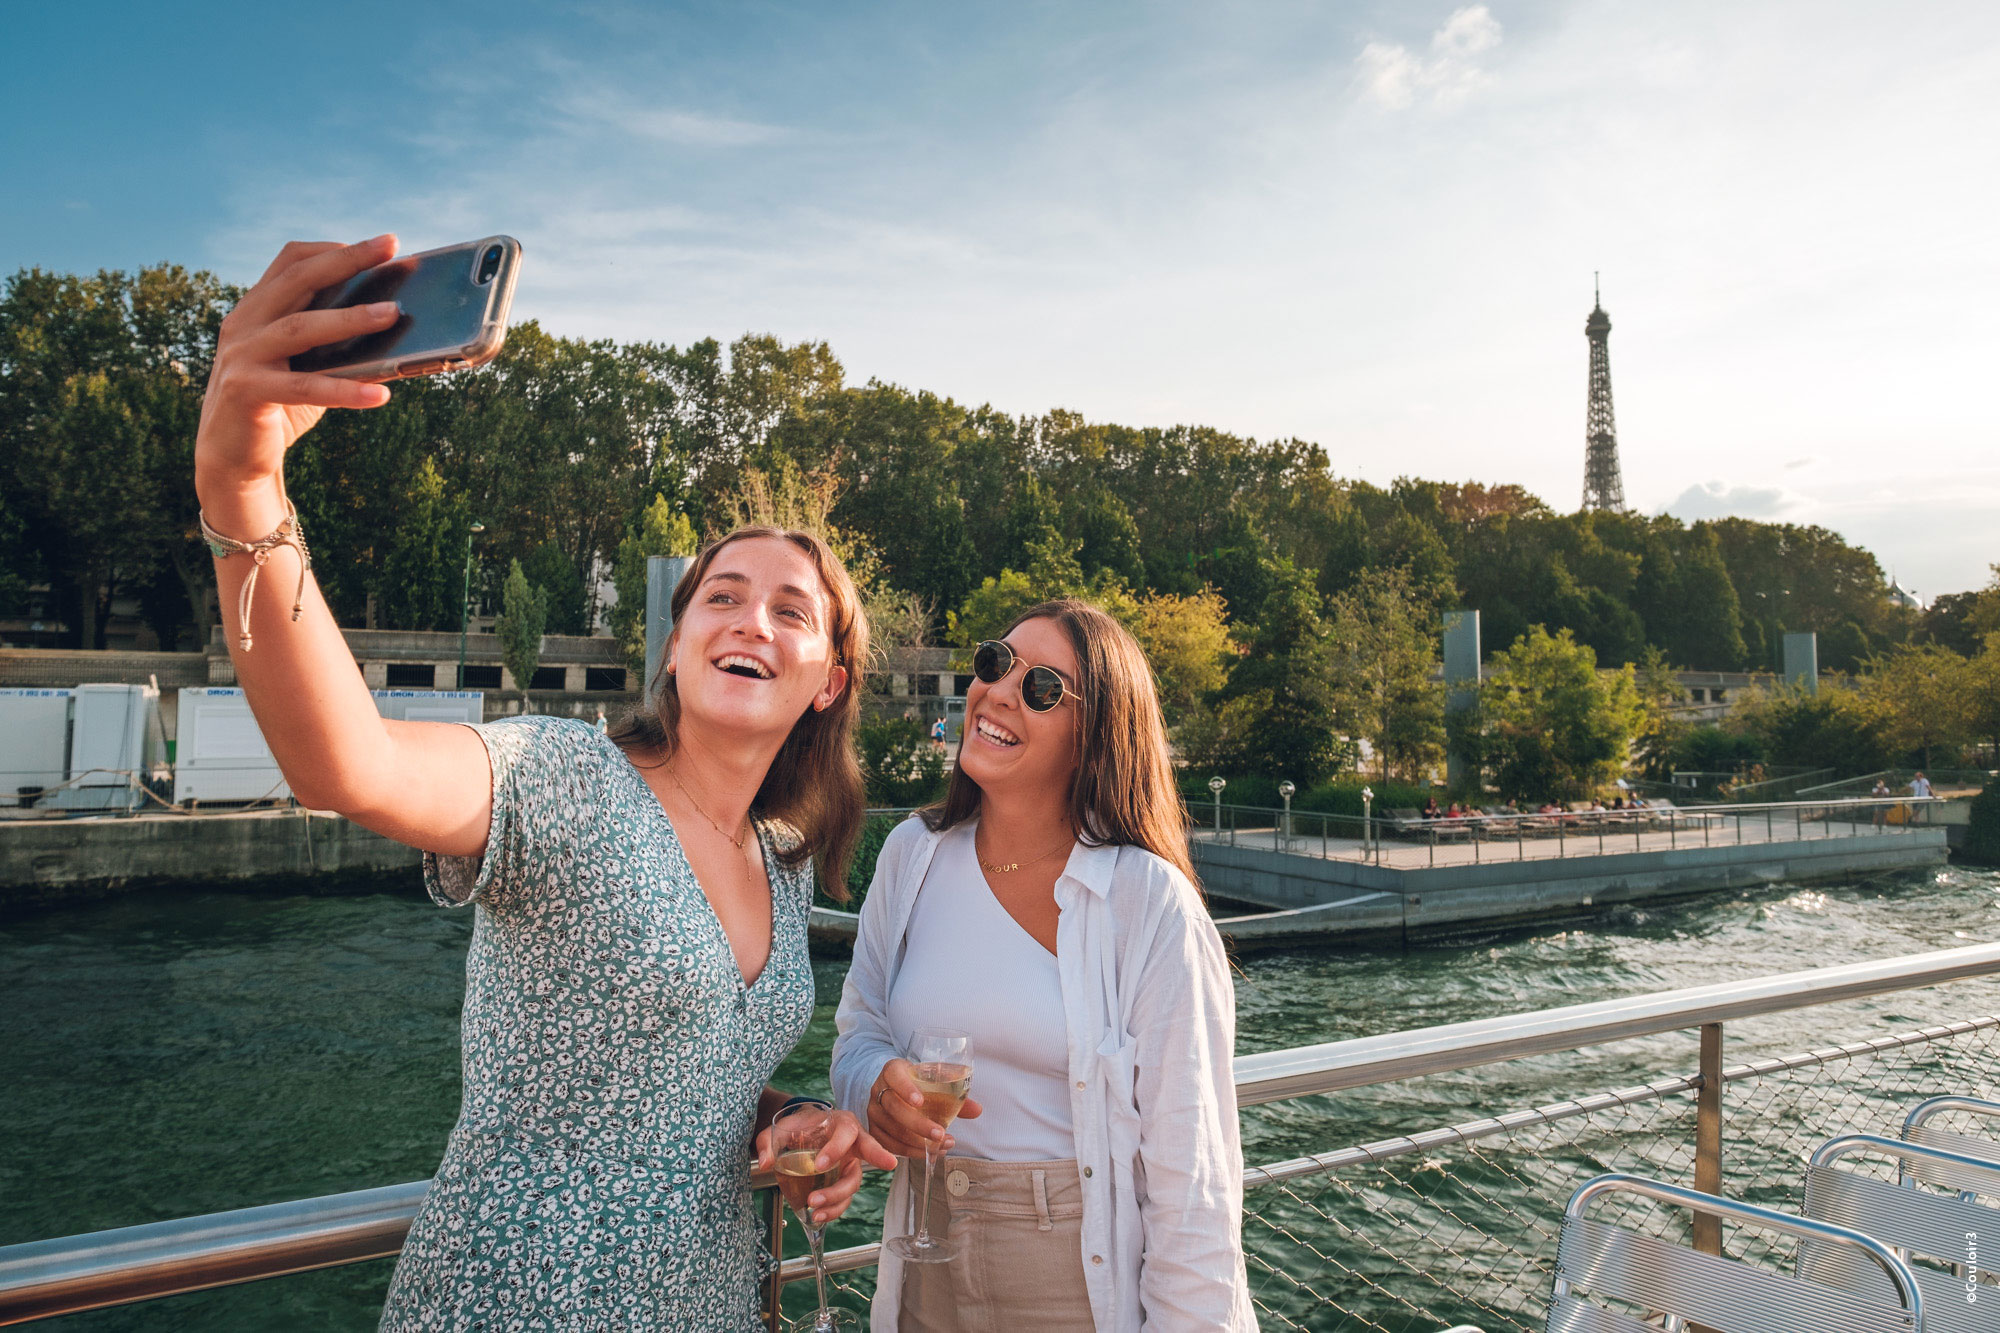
[{"x1": 377, "y1": 716, "x2": 816, "y2": 1332}]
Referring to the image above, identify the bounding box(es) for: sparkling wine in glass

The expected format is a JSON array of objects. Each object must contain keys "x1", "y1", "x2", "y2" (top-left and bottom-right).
[
  {"x1": 886, "y1": 1028, "x2": 973, "y2": 1265},
  {"x1": 771, "y1": 1104, "x2": 859, "y2": 1333}
]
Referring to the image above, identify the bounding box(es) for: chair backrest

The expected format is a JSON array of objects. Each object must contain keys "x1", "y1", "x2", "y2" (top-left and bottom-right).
[
  {"x1": 1551, "y1": 1173, "x2": 1923, "y2": 1333},
  {"x1": 1800, "y1": 1135, "x2": 2000, "y2": 1333},
  {"x1": 1904, "y1": 1096, "x2": 2000, "y2": 1185}
]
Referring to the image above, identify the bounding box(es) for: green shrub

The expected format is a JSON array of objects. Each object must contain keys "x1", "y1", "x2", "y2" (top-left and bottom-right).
[
  {"x1": 821, "y1": 809, "x2": 915, "y2": 910},
  {"x1": 1662, "y1": 725, "x2": 1766, "y2": 775},
  {"x1": 857, "y1": 718, "x2": 950, "y2": 808}
]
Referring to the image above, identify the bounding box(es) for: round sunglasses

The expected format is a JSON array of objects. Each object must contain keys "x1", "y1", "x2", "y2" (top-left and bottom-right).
[{"x1": 972, "y1": 639, "x2": 1078, "y2": 713}]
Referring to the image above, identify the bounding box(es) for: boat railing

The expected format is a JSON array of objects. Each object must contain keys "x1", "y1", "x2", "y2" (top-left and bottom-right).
[
  {"x1": 5, "y1": 942, "x2": 2000, "y2": 1327},
  {"x1": 1186, "y1": 793, "x2": 1948, "y2": 869}
]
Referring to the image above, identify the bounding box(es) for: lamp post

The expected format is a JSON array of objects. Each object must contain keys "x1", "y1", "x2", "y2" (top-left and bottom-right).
[
  {"x1": 455, "y1": 521, "x2": 486, "y2": 689},
  {"x1": 1277, "y1": 779, "x2": 1295, "y2": 851},
  {"x1": 1362, "y1": 785, "x2": 1374, "y2": 864},
  {"x1": 1207, "y1": 776, "x2": 1226, "y2": 840}
]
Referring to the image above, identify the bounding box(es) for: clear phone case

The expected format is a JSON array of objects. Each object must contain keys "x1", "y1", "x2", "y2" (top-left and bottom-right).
[{"x1": 290, "y1": 235, "x2": 522, "y2": 382}]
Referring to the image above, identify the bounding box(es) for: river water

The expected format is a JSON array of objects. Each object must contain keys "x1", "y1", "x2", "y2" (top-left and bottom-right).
[{"x1": 4, "y1": 864, "x2": 1998, "y2": 1329}]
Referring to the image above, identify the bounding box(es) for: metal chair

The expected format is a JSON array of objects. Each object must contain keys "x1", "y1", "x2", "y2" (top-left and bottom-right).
[
  {"x1": 1904, "y1": 1095, "x2": 2000, "y2": 1172},
  {"x1": 1552, "y1": 1173, "x2": 1924, "y2": 1332},
  {"x1": 1800, "y1": 1134, "x2": 2000, "y2": 1332}
]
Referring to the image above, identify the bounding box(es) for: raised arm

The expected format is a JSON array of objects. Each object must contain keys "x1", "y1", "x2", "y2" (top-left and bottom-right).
[{"x1": 195, "y1": 236, "x2": 491, "y2": 857}]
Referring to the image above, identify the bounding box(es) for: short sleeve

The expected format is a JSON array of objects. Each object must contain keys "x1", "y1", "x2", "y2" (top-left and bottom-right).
[{"x1": 422, "y1": 716, "x2": 579, "y2": 909}]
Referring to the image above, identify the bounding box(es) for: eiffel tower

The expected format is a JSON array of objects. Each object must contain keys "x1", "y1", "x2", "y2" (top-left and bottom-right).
[{"x1": 1581, "y1": 274, "x2": 1627, "y2": 512}]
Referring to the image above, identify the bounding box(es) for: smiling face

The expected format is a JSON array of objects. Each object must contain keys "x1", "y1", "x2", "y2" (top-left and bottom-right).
[
  {"x1": 666, "y1": 535, "x2": 847, "y2": 745},
  {"x1": 957, "y1": 614, "x2": 1083, "y2": 801}
]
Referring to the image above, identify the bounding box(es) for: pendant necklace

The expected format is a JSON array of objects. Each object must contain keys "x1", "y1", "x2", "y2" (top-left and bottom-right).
[{"x1": 667, "y1": 764, "x2": 750, "y2": 850}]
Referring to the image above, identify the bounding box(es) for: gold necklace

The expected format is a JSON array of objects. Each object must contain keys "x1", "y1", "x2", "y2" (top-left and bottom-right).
[
  {"x1": 666, "y1": 764, "x2": 750, "y2": 850},
  {"x1": 977, "y1": 832, "x2": 1074, "y2": 874}
]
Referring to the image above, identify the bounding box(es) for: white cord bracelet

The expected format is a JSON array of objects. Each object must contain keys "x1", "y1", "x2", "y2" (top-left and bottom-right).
[{"x1": 199, "y1": 502, "x2": 312, "y2": 652}]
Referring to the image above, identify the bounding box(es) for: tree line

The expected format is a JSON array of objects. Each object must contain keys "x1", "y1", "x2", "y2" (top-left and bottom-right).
[{"x1": 5, "y1": 261, "x2": 1994, "y2": 793}]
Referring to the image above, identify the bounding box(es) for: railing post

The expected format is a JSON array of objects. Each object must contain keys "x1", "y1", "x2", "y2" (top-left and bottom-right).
[
  {"x1": 763, "y1": 1186, "x2": 785, "y2": 1328},
  {"x1": 1693, "y1": 1021, "x2": 1724, "y2": 1257}
]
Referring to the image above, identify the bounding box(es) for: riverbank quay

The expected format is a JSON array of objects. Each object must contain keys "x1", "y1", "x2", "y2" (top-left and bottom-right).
[
  {"x1": 3, "y1": 797, "x2": 1958, "y2": 929},
  {"x1": 799, "y1": 801, "x2": 1954, "y2": 950},
  {"x1": 0, "y1": 809, "x2": 419, "y2": 912},
  {"x1": 1188, "y1": 800, "x2": 1951, "y2": 946}
]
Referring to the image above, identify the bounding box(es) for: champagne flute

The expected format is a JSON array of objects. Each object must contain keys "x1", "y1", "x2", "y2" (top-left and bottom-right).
[
  {"x1": 885, "y1": 1028, "x2": 974, "y2": 1265},
  {"x1": 771, "y1": 1103, "x2": 859, "y2": 1333}
]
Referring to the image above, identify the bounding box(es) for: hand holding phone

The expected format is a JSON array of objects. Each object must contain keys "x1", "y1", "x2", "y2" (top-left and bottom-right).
[
  {"x1": 289, "y1": 236, "x2": 522, "y2": 381},
  {"x1": 195, "y1": 234, "x2": 521, "y2": 533}
]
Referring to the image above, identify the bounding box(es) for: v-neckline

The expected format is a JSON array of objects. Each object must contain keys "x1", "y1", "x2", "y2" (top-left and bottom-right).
[
  {"x1": 622, "y1": 753, "x2": 778, "y2": 992},
  {"x1": 966, "y1": 822, "x2": 1063, "y2": 960}
]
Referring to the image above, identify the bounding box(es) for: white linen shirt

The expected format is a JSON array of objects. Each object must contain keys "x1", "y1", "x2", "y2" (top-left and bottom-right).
[{"x1": 832, "y1": 816, "x2": 1257, "y2": 1331}]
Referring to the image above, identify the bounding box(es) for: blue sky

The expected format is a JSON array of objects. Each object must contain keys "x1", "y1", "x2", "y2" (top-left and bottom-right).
[{"x1": 7, "y1": 1, "x2": 1997, "y2": 597}]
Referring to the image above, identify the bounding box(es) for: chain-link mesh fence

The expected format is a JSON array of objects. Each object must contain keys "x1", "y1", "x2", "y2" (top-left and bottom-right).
[{"x1": 1238, "y1": 1016, "x2": 2000, "y2": 1332}]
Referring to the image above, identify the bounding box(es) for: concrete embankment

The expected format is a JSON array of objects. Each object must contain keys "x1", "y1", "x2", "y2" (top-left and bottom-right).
[
  {"x1": 1192, "y1": 829, "x2": 1950, "y2": 947},
  {"x1": 1, "y1": 807, "x2": 1955, "y2": 947},
  {"x1": 0, "y1": 810, "x2": 420, "y2": 911}
]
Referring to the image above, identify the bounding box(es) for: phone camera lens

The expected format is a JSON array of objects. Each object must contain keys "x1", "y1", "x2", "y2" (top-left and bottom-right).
[{"x1": 476, "y1": 245, "x2": 502, "y2": 285}]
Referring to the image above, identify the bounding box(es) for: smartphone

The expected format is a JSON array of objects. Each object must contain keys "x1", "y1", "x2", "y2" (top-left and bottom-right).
[{"x1": 289, "y1": 236, "x2": 522, "y2": 381}]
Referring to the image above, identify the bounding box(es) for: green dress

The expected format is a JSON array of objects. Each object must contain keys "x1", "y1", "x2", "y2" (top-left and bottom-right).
[{"x1": 378, "y1": 716, "x2": 815, "y2": 1331}]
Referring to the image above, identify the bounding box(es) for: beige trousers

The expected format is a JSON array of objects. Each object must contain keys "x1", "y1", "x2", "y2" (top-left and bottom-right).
[{"x1": 898, "y1": 1156, "x2": 1094, "y2": 1332}]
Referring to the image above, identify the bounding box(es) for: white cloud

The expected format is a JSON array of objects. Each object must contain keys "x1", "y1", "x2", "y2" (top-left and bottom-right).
[
  {"x1": 1660, "y1": 481, "x2": 1807, "y2": 521},
  {"x1": 551, "y1": 91, "x2": 790, "y2": 148},
  {"x1": 1355, "y1": 6, "x2": 1503, "y2": 110}
]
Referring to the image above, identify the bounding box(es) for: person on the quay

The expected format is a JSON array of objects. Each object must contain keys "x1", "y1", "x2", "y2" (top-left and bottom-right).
[
  {"x1": 194, "y1": 234, "x2": 894, "y2": 1331},
  {"x1": 833, "y1": 599, "x2": 1257, "y2": 1331}
]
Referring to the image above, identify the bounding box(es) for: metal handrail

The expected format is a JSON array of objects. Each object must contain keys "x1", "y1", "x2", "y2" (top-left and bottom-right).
[
  {"x1": 1197, "y1": 794, "x2": 1942, "y2": 828},
  {"x1": 8, "y1": 940, "x2": 2000, "y2": 1323},
  {"x1": 1232, "y1": 940, "x2": 2000, "y2": 1105}
]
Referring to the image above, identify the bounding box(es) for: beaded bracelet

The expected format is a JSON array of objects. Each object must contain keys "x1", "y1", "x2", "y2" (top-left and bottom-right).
[{"x1": 199, "y1": 502, "x2": 313, "y2": 652}]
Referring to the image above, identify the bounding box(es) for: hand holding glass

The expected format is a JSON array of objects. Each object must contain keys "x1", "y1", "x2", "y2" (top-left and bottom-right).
[
  {"x1": 885, "y1": 1028, "x2": 974, "y2": 1265},
  {"x1": 770, "y1": 1104, "x2": 859, "y2": 1333}
]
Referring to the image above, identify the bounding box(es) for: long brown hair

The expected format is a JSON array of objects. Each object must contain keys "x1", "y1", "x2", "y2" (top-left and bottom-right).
[
  {"x1": 610, "y1": 526, "x2": 869, "y2": 898},
  {"x1": 923, "y1": 599, "x2": 1196, "y2": 886}
]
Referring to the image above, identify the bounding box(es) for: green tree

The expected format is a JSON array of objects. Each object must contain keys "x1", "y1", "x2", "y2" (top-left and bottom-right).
[
  {"x1": 1970, "y1": 635, "x2": 2000, "y2": 765},
  {"x1": 375, "y1": 457, "x2": 470, "y2": 631},
  {"x1": 522, "y1": 540, "x2": 589, "y2": 637},
  {"x1": 1733, "y1": 684, "x2": 1889, "y2": 774},
  {"x1": 1460, "y1": 626, "x2": 1647, "y2": 801},
  {"x1": 948, "y1": 532, "x2": 1139, "y2": 647},
  {"x1": 0, "y1": 264, "x2": 233, "y2": 647},
  {"x1": 497, "y1": 559, "x2": 548, "y2": 703},
  {"x1": 610, "y1": 494, "x2": 699, "y2": 673},
  {"x1": 1629, "y1": 645, "x2": 1693, "y2": 779},
  {"x1": 1224, "y1": 558, "x2": 1349, "y2": 784},
  {"x1": 1129, "y1": 587, "x2": 1233, "y2": 727},
  {"x1": 1858, "y1": 642, "x2": 1978, "y2": 769},
  {"x1": 1968, "y1": 566, "x2": 2000, "y2": 639},
  {"x1": 1324, "y1": 567, "x2": 1445, "y2": 781}
]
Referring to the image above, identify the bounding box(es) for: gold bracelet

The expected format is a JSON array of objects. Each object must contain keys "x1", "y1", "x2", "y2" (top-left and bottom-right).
[{"x1": 199, "y1": 502, "x2": 312, "y2": 652}]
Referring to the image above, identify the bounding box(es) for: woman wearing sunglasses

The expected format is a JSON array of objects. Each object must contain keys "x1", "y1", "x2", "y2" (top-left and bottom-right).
[{"x1": 833, "y1": 600, "x2": 1255, "y2": 1330}]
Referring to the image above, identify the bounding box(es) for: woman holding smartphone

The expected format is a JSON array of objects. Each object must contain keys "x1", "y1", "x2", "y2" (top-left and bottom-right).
[
  {"x1": 833, "y1": 600, "x2": 1257, "y2": 1331},
  {"x1": 195, "y1": 235, "x2": 893, "y2": 1330}
]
